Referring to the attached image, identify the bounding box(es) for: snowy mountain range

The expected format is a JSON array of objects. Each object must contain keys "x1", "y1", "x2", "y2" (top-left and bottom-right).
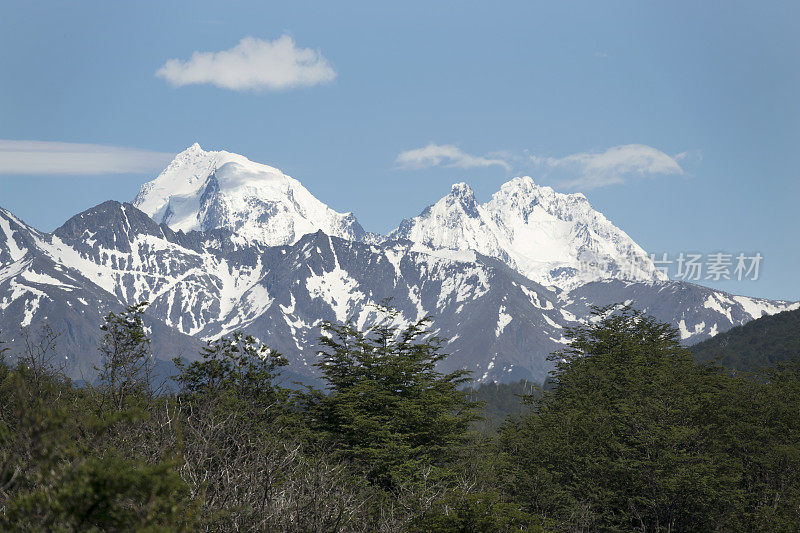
[
  {"x1": 1, "y1": 144, "x2": 796, "y2": 384},
  {"x1": 389, "y1": 179, "x2": 667, "y2": 290}
]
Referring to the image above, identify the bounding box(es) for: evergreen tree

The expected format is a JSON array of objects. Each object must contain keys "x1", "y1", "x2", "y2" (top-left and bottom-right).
[
  {"x1": 310, "y1": 306, "x2": 479, "y2": 489},
  {"x1": 465, "y1": 379, "x2": 540, "y2": 429},
  {"x1": 174, "y1": 331, "x2": 288, "y2": 418},
  {"x1": 725, "y1": 360, "x2": 800, "y2": 529},
  {"x1": 499, "y1": 306, "x2": 742, "y2": 531}
]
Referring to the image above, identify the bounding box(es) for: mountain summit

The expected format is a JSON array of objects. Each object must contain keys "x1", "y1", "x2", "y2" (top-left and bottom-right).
[
  {"x1": 389, "y1": 176, "x2": 668, "y2": 290},
  {"x1": 135, "y1": 147, "x2": 668, "y2": 291},
  {"x1": 133, "y1": 144, "x2": 369, "y2": 246},
  {"x1": 2, "y1": 166, "x2": 798, "y2": 383}
]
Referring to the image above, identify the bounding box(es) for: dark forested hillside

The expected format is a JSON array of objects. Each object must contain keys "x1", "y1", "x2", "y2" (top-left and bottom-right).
[
  {"x1": 691, "y1": 307, "x2": 800, "y2": 371},
  {"x1": 465, "y1": 380, "x2": 542, "y2": 429}
]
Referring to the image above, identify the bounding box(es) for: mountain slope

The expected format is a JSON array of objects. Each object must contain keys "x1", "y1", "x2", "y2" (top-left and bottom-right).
[
  {"x1": 691, "y1": 307, "x2": 800, "y2": 371},
  {"x1": 565, "y1": 279, "x2": 798, "y2": 342},
  {"x1": 133, "y1": 143, "x2": 371, "y2": 246},
  {"x1": 2, "y1": 146, "x2": 796, "y2": 384},
  {"x1": 0, "y1": 206, "x2": 40, "y2": 266},
  {"x1": 389, "y1": 178, "x2": 668, "y2": 291},
  {"x1": 0, "y1": 206, "x2": 201, "y2": 378},
  {"x1": 1, "y1": 202, "x2": 796, "y2": 384}
]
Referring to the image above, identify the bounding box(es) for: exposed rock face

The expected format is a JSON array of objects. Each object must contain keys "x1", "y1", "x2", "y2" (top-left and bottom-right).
[{"x1": 1, "y1": 201, "x2": 795, "y2": 384}]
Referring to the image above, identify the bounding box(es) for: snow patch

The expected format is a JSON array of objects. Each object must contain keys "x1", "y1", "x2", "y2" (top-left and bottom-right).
[
  {"x1": 306, "y1": 266, "x2": 365, "y2": 323},
  {"x1": 495, "y1": 306, "x2": 512, "y2": 337},
  {"x1": 0, "y1": 216, "x2": 26, "y2": 261}
]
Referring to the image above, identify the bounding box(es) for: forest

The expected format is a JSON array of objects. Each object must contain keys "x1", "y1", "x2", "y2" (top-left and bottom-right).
[{"x1": 1, "y1": 304, "x2": 798, "y2": 532}]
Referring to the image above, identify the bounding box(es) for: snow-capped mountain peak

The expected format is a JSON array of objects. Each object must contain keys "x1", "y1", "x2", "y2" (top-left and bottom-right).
[
  {"x1": 493, "y1": 176, "x2": 588, "y2": 211},
  {"x1": 2, "y1": 198, "x2": 796, "y2": 383},
  {"x1": 134, "y1": 148, "x2": 665, "y2": 291},
  {"x1": 450, "y1": 181, "x2": 476, "y2": 199},
  {"x1": 390, "y1": 176, "x2": 668, "y2": 291},
  {"x1": 133, "y1": 144, "x2": 368, "y2": 246}
]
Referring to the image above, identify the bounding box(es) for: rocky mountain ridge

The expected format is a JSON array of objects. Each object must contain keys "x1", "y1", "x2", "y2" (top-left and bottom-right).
[{"x1": 1, "y1": 198, "x2": 795, "y2": 383}]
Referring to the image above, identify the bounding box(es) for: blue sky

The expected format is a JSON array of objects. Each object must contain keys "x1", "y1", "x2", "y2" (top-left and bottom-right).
[{"x1": 1, "y1": 1, "x2": 798, "y2": 300}]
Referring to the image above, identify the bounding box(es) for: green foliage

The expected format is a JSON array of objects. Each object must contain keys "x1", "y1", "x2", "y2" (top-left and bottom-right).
[
  {"x1": 3, "y1": 305, "x2": 800, "y2": 531},
  {"x1": 465, "y1": 379, "x2": 540, "y2": 429},
  {"x1": 723, "y1": 360, "x2": 800, "y2": 530},
  {"x1": 409, "y1": 490, "x2": 540, "y2": 532},
  {"x1": 0, "y1": 355, "x2": 198, "y2": 531},
  {"x1": 691, "y1": 307, "x2": 800, "y2": 371},
  {"x1": 96, "y1": 302, "x2": 154, "y2": 409},
  {"x1": 499, "y1": 305, "x2": 800, "y2": 531},
  {"x1": 3, "y1": 454, "x2": 196, "y2": 532},
  {"x1": 310, "y1": 307, "x2": 480, "y2": 489},
  {"x1": 174, "y1": 331, "x2": 288, "y2": 411}
]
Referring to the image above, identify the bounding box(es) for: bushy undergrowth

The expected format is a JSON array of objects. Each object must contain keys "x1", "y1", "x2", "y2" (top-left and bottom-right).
[{"x1": 1, "y1": 304, "x2": 798, "y2": 531}]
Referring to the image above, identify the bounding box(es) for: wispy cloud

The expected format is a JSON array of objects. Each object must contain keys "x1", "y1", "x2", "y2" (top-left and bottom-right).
[
  {"x1": 395, "y1": 143, "x2": 511, "y2": 171},
  {"x1": 156, "y1": 35, "x2": 336, "y2": 92},
  {"x1": 531, "y1": 144, "x2": 685, "y2": 189},
  {"x1": 395, "y1": 142, "x2": 688, "y2": 189},
  {"x1": 0, "y1": 140, "x2": 174, "y2": 176}
]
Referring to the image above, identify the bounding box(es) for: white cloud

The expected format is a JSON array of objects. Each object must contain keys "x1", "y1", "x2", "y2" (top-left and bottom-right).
[
  {"x1": 674, "y1": 149, "x2": 702, "y2": 162},
  {"x1": 156, "y1": 35, "x2": 336, "y2": 91},
  {"x1": 0, "y1": 140, "x2": 174, "y2": 176},
  {"x1": 396, "y1": 143, "x2": 511, "y2": 171},
  {"x1": 531, "y1": 144, "x2": 684, "y2": 189}
]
